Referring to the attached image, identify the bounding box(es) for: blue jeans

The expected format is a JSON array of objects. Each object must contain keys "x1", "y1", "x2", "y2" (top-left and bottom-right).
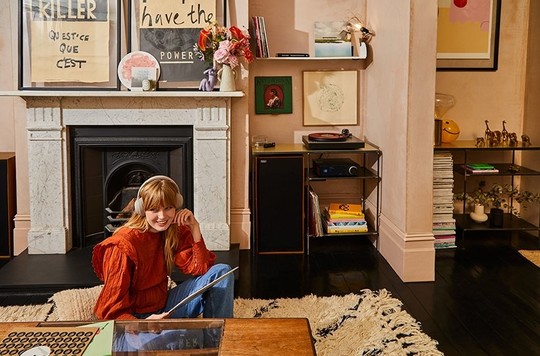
[
  {"x1": 164, "y1": 263, "x2": 234, "y2": 318},
  {"x1": 113, "y1": 264, "x2": 234, "y2": 351}
]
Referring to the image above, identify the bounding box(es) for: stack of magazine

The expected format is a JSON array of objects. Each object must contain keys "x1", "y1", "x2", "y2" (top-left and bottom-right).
[{"x1": 433, "y1": 151, "x2": 456, "y2": 249}]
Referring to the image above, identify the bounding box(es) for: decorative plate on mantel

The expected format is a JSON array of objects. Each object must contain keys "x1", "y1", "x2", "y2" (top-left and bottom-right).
[{"x1": 117, "y1": 51, "x2": 161, "y2": 90}]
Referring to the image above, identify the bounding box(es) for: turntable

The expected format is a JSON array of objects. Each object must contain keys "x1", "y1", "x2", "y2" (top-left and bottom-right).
[{"x1": 302, "y1": 132, "x2": 365, "y2": 150}]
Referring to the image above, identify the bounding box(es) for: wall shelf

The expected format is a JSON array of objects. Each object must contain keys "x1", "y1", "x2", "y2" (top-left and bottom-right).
[{"x1": 258, "y1": 56, "x2": 366, "y2": 61}]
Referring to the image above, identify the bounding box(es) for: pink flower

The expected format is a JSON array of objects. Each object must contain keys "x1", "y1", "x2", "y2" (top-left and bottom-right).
[{"x1": 194, "y1": 22, "x2": 254, "y2": 69}]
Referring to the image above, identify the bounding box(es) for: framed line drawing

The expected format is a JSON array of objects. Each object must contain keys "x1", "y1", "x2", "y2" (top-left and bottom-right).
[
  {"x1": 254, "y1": 76, "x2": 293, "y2": 114},
  {"x1": 436, "y1": 0, "x2": 501, "y2": 70},
  {"x1": 130, "y1": 0, "x2": 227, "y2": 89},
  {"x1": 19, "y1": 0, "x2": 122, "y2": 90},
  {"x1": 302, "y1": 70, "x2": 358, "y2": 126}
]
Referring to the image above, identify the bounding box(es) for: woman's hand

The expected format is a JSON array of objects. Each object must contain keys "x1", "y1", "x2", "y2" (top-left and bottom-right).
[
  {"x1": 174, "y1": 209, "x2": 202, "y2": 242},
  {"x1": 146, "y1": 312, "x2": 169, "y2": 320},
  {"x1": 174, "y1": 209, "x2": 199, "y2": 227}
]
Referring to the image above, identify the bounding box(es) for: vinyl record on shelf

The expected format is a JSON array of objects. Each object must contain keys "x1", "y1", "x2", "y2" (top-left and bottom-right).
[{"x1": 308, "y1": 132, "x2": 349, "y2": 142}]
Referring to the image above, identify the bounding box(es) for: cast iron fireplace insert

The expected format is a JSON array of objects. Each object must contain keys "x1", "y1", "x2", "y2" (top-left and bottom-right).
[{"x1": 70, "y1": 125, "x2": 193, "y2": 248}]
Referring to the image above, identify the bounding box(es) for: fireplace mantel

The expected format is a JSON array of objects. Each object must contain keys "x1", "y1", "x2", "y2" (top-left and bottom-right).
[
  {"x1": 2, "y1": 91, "x2": 241, "y2": 254},
  {"x1": 0, "y1": 90, "x2": 245, "y2": 98}
]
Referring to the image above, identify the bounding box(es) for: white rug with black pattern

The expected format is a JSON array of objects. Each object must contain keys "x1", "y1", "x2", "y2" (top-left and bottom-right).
[
  {"x1": 234, "y1": 289, "x2": 443, "y2": 355},
  {"x1": 0, "y1": 288, "x2": 442, "y2": 355}
]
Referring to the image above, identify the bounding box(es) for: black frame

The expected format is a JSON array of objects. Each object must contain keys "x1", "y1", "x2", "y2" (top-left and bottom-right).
[
  {"x1": 436, "y1": 0, "x2": 501, "y2": 71},
  {"x1": 18, "y1": 0, "x2": 123, "y2": 90}
]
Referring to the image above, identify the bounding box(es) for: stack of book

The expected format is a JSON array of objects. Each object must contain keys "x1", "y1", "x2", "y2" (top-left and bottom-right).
[
  {"x1": 323, "y1": 203, "x2": 368, "y2": 234},
  {"x1": 433, "y1": 151, "x2": 456, "y2": 249},
  {"x1": 463, "y1": 163, "x2": 499, "y2": 174},
  {"x1": 250, "y1": 16, "x2": 269, "y2": 58}
]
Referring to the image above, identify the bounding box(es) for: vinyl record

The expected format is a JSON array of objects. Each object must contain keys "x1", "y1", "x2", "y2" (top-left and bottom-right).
[{"x1": 308, "y1": 132, "x2": 349, "y2": 142}]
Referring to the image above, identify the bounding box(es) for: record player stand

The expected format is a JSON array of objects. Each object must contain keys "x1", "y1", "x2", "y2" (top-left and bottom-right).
[{"x1": 251, "y1": 143, "x2": 382, "y2": 254}]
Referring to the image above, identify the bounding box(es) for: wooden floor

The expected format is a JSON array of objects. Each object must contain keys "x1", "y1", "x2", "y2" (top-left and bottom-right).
[{"x1": 0, "y1": 234, "x2": 538, "y2": 355}]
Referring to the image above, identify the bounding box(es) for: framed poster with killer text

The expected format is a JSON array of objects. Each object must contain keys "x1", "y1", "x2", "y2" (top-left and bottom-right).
[
  {"x1": 130, "y1": 0, "x2": 226, "y2": 89},
  {"x1": 19, "y1": 0, "x2": 122, "y2": 90}
]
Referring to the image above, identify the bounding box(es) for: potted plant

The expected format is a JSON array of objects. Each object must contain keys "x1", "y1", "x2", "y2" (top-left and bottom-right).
[
  {"x1": 486, "y1": 182, "x2": 518, "y2": 227},
  {"x1": 453, "y1": 181, "x2": 493, "y2": 223},
  {"x1": 454, "y1": 181, "x2": 539, "y2": 227}
]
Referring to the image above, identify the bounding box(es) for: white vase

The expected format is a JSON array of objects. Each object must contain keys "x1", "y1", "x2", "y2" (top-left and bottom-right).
[
  {"x1": 470, "y1": 204, "x2": 488, "y2": 223},
  {"x1": 218, "y1": 64, "x2": 237, "y2": 92}
]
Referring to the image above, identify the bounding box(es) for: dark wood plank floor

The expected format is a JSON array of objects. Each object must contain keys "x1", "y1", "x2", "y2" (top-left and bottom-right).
[{"x1": 0, "y1": 234, "x2": 538, "y2": 355}]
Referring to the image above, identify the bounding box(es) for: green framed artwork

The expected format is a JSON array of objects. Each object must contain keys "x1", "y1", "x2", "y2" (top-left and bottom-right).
[{"x1": 255, "y1": 76, "x2": 293, "y2": 114}]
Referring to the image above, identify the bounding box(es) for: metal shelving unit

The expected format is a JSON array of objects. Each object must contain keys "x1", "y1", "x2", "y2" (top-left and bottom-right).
[
  {"x1": 251, "y1": 142, "x2": 382, "y2": 255},
  {"x1": 304, "y1": 143, "x2": 382, "y2": 254},
  {"x1": 434, "y1": 140, "x2": 540, "y2": 240}
]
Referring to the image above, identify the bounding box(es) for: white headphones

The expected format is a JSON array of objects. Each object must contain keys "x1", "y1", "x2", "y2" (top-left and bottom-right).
[{"x1": 133, "y1": 175, "x2": 183, "y2": 216}]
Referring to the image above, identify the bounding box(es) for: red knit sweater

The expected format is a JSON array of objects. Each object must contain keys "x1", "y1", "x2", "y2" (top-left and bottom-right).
[{"x1": 92, "y1": 225, "x2": 216, "y2": 320}]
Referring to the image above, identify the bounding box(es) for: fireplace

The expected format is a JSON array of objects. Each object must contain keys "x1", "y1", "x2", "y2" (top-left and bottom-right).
[
  {"x1": 23, "y1": 95, "x2": 233, "y2": 254},
  {"x1": 70, "y1": 125, "x2": 193, "y2": 247}
]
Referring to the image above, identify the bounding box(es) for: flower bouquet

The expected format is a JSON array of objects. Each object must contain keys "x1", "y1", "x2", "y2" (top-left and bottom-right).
[{"x1": 194, "y1": 21, "x2": 254, "y2": 69}]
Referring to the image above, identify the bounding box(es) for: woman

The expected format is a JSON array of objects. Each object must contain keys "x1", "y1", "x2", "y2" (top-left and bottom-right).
[
  {"x1": 92, "y1": 175, "x2": 234, "y2": 321},
  {"x1": 266, "y1": 88, "x2": 282, "y2": 108}
]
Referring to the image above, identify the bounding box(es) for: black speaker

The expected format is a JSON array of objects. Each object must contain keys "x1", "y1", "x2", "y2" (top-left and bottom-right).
[
  {"x1": 0, "y1": 153, "x2": 16, "y2": 258},
  {"x1": 254, "y1": 155, "x2": 304, "y2": 253}
]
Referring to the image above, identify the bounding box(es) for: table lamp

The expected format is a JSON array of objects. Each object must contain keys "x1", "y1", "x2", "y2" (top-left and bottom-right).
[{"x1": 339, "y1": 16, "x2": 374, "y2": 57}]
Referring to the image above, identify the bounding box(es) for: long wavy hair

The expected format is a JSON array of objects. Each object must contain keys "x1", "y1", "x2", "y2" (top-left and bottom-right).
[{"x1": 116, "y1": 178, "x2": 183, "y2": 274}]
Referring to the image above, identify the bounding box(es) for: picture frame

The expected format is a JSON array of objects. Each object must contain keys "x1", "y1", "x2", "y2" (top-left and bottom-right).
[
  {"x1": 129, "y1": 0, "x2": 227, "y2": 90},
  {"x1": 18, "y1": 0, "x2": 122, "y2": 90},
  {"x1": 254, "y1": 76, "x2": 293, "y2": 114},
  {"x1": 436, "y1": 0, "x2": 501, "y2": 71},
  {"x1": 302, "y1": 70, "x2": 358, "y2": 126}
]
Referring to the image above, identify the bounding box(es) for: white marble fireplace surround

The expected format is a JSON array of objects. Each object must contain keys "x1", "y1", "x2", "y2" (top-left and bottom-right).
[{"x1": 19, "y1": 91, "x2": 243, "y2": 254}]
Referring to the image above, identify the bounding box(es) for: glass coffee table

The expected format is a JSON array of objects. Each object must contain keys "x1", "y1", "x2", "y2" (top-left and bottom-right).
[
  {"x1": 113, "y1": 319, "x2": 223, "y2": 355},
  {"x1": 0, "y1": 318, "x2": 316, "y2": 355}
]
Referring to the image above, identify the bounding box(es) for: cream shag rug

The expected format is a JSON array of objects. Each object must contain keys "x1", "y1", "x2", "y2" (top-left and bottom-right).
[
  {"x1": 0, "y1": 288, "x2": 442, "y2": 355},
  {"x1": 519, "y1": 250, "x2": 540, "y2": 268}
]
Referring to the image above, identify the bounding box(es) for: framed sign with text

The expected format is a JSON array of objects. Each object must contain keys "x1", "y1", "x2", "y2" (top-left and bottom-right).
[
  {"x1": 130, "y1": 0, "x2": 226, "y2": 90},
  {"x1": 19, "y1": 0, "x2": 122, "y2": 90}
]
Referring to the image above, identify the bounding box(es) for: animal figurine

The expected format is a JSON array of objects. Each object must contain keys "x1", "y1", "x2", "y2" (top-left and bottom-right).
[
  {"x1": 493, "y1": 130, "x2": 502, "y2": 145},
  {"x1": 501, "y1": 120, "x2": 509, "y2": 142},
  {"x1": 521, "y1": 134, "x2": 531, "y2": 146},
  {"x1": 199, "y1": 68, "x2": 217, "y2": 91},
  {"x1": 509, "y1": 132, "x2": 518, "y2": 146},
  {"x1": 486, "y1": 131, "x2": 495, "y2": 146},
  {"x1": 475, "y1": 137, "x2": 485, "y2": 147},
  {"x1": 484, "y1": 120, "x2": 492, "y2": 142}
]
